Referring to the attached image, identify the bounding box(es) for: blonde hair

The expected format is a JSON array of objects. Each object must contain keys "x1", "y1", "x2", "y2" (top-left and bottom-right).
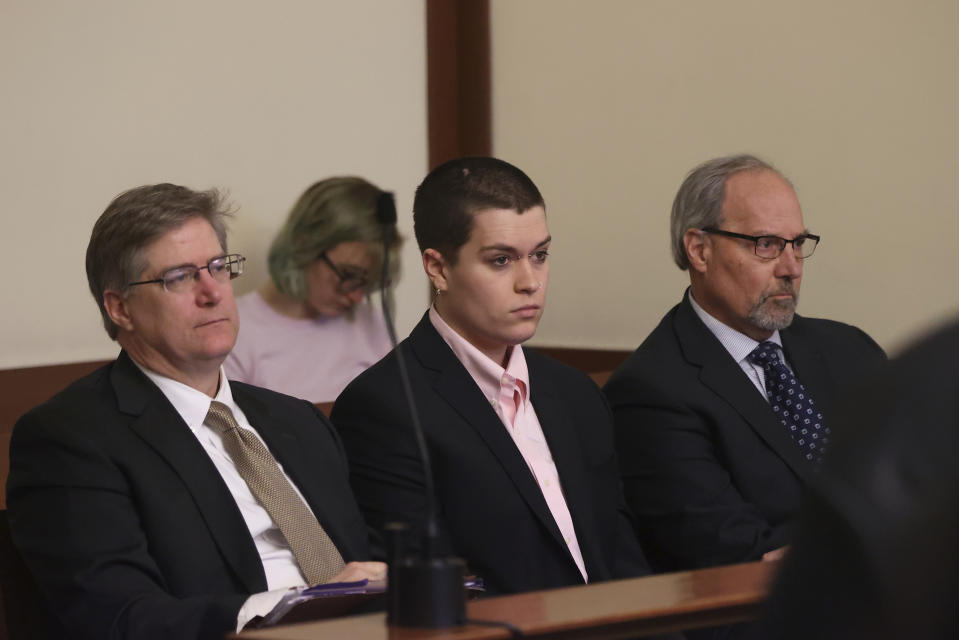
[{"x1": 268, "y1": 176, "x2": 402, "y2": 299}]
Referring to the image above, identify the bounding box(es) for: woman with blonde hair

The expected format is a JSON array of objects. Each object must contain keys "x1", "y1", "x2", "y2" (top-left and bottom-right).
[{"x1": 226, "y1": 176, "x2": 401, "y2": 402}]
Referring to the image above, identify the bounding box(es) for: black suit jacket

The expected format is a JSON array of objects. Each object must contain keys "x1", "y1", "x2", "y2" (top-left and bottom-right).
[
  {"x1": 603, "y1": 294, "x2": 886, "y2": 572},
  {"x1": 5, "y1": 351, "x2": 370, "y2": 640},
  {"x1": 331, "y1": 314, "x2": 649, "y2": 595}
]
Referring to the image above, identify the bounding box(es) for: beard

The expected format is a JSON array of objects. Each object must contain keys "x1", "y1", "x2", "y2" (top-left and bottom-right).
[{"x1": 747, "y1": 282, "x2": 799, "y2": 332}]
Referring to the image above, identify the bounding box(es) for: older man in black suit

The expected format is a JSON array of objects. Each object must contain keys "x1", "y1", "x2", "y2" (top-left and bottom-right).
[
  {"x1": 604, "y1": 154, "x2": 885, "y2": 572},
  {"x1": 6, "y1": 184, "x2": 383, "y2": 640}
]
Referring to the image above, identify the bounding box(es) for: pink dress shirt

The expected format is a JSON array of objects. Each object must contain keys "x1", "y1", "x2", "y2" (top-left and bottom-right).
[
  {"x1": 225, "y1": 291, "x2": 392, "y2": 403},
  {"x1": 428, "y1": 307, "x2": 588, "y2": 581}
]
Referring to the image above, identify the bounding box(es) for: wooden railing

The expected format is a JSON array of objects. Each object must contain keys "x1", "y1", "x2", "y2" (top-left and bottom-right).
[{"x1": 0, "y1": 348, "x2": 629, "y2": 509}]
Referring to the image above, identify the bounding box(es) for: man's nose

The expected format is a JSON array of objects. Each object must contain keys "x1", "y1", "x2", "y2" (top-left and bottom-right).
[
  {"x1": 194, "y1": 269, "x2": 223, "y2": 304},
  {"x1": 775, "y1": 243, "x2": 803, "y2": 279}
]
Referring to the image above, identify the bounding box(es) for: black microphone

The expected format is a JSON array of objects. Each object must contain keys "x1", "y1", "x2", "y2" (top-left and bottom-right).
[
  {"x1": 376, "y1": 191, "x2": 397, "y2": 235},
  {"x1": 375, "y1": 192, "x2": 465, "y2": 628}
]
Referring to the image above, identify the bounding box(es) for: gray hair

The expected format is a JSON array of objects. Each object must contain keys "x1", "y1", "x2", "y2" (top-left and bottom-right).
[
  {"x1": 670, "y1": 154, "x2": 784, "y2": 270},
  {"x1": 268, "y1": 176, "x2": 402, "y2": 300},
  {"x1": 86, "y1": 184, "x2": 232, "y2": 339}
]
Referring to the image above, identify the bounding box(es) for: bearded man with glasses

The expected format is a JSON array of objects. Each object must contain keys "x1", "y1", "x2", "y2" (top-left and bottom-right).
[
  {"x1": 604, "y1": 155, "x2": 886, "y2": 574},
  {"x1": 6, "y1": 183, "x2": 384, "y2": 640}
]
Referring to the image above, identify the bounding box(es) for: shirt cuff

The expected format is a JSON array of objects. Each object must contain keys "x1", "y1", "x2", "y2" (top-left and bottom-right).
[{"x1": 236, "y1": 586, "x2": 299, "y2": 632}]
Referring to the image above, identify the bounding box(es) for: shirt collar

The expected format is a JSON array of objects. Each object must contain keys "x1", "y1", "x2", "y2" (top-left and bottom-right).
[
  {"x1": 133, "y1": 360, "x2": 238, "y2": 432},
  {"x1": 428, "y1": 306, "x2": 530, "y2": 402},
  {"x1": 688, "y1": 291, "x2": 783, "y2": 363}
]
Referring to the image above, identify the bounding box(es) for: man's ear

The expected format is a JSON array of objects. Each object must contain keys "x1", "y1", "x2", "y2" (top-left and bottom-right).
[
  {"x1": 103, "y1": 290, "x2": 135, "y2": 333},
  {"x1": 422, "y1": 248, "x2": 450, "y2": 292},
  {"x1": 684, "y1": 228, "x2": 710, "y2": 274}
]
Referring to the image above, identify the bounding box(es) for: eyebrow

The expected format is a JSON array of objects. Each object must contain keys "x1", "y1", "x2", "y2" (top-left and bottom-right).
[
  {"x1": 478, "y1": 235, "x2": 552, "y2": 253},
  {"x1": 747, "y1": 229, "x2": 811, "y2": 238}
]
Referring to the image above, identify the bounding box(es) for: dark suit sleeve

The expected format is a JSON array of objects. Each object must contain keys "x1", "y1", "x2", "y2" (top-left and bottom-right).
[
  {"x1": 584, "y1": 378, "x2": 652, "y2": 579},
  {"x1": 608, "y1": 370, "x2": 789, "y2": 571},
  {"x1": 331, "y1": 371, "x2": 457, "y2": 561},
  {"x1": 7, "y1": 412, "x2": 246, "y2": 640},
  {"x1": 609, "y1": 486, "x2": 653, "y2": 579}
]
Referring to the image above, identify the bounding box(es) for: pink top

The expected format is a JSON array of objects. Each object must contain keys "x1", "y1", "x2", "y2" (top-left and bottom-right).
[
  {"x1": 225, "y1": 291, "x2": 392, "y2": 403},
  {"x1": 428, "y1": 307, "x2": 588, "y2": 581}
]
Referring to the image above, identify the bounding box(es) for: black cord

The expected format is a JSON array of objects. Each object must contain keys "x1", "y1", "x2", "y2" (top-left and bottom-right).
[
  {"x1": 378, "y1": 205, "x2": 440, "y2": 556},
  {"x1": 464, "y1": 617, "x2": 524, "y2": 637}
]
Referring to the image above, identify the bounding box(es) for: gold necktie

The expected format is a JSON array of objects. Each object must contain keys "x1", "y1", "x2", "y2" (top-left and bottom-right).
[{"x1": 205, "y1": 401, "x2": 345, "y2": 585}]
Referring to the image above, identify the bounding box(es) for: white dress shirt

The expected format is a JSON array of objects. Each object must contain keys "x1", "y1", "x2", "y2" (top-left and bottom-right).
[
  {"x1": 687, "y1": 292, "x2": 795, "y2": 399},
  {"x1": 134, "y1": 363, "x2": 307, "y2": 629}
]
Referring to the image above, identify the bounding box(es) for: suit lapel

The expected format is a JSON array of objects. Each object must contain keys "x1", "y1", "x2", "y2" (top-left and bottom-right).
[
  {"x1": 111, "y1": 353, "x2": 266, "y2": 593},
  {"x1": 526, "y1": 360, "x2": 602, "y2": 576},
  {"x1": 409, "y1": 317, "x2": 569, "y2": 550},
  {"x1": 233, "y1": 389, "x2": 357, "y2": 559},
  {"x1": 781, "y1": 323, "x2": 836, "y2": 417},
  {"x1": 674, "y1": 298, "x2": 814, "y2": 485}
]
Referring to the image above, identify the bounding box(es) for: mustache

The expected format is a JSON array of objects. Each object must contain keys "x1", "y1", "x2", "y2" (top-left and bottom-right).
[{"x1": 761, "y1": 281, "x2": 797, "y2": 302}]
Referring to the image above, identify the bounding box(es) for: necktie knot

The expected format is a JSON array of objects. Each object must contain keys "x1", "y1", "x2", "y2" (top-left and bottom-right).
[
  {"x1": 748, "y1": 341, "x2": 782, "y2": 368},
  {"x1": 206, "y1": 400, "x2": 238, "y2": 435},
  {"x1": 747, "y1": 340, "x2": 830, "y2": 466}
]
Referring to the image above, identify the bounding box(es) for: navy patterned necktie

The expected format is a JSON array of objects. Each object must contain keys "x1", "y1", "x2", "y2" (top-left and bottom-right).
[{"x1": 748, "y1": 341, "x2": 830, "y2": 465}]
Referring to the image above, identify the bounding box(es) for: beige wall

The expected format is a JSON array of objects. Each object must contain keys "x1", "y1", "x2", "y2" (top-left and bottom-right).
[
  {"x1": 492, "y1": 0, "x2": 959, "y2": 355},
  {"x1": 7, "y1": 1, "x2": 957, "y2": 368},
  {"x1": 0, "y1": 0, "x2": 429, "y2": 369}
]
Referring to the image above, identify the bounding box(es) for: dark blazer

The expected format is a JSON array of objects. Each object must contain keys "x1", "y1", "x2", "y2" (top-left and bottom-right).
[
  {"x1": 5, "y1": 351, "x2": 370, "y2": 640},
  {"x1": 331, "y1": 314, "x2": 649, "y2": 595},
  {"x1": 603, "y1": 294, "x2": 886, "y2": 572}
]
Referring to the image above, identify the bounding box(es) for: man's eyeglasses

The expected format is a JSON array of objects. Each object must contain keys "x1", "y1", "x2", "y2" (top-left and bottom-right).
[
  {"x1": 319, "y1": 253, "x2": 369, "y2": 294},
  {"x1": 127, "y1": 254, "x2": 246, "y2": 293},
  {"x1": 701, "y1": 228, "x2": 820, "y2": 260}
]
